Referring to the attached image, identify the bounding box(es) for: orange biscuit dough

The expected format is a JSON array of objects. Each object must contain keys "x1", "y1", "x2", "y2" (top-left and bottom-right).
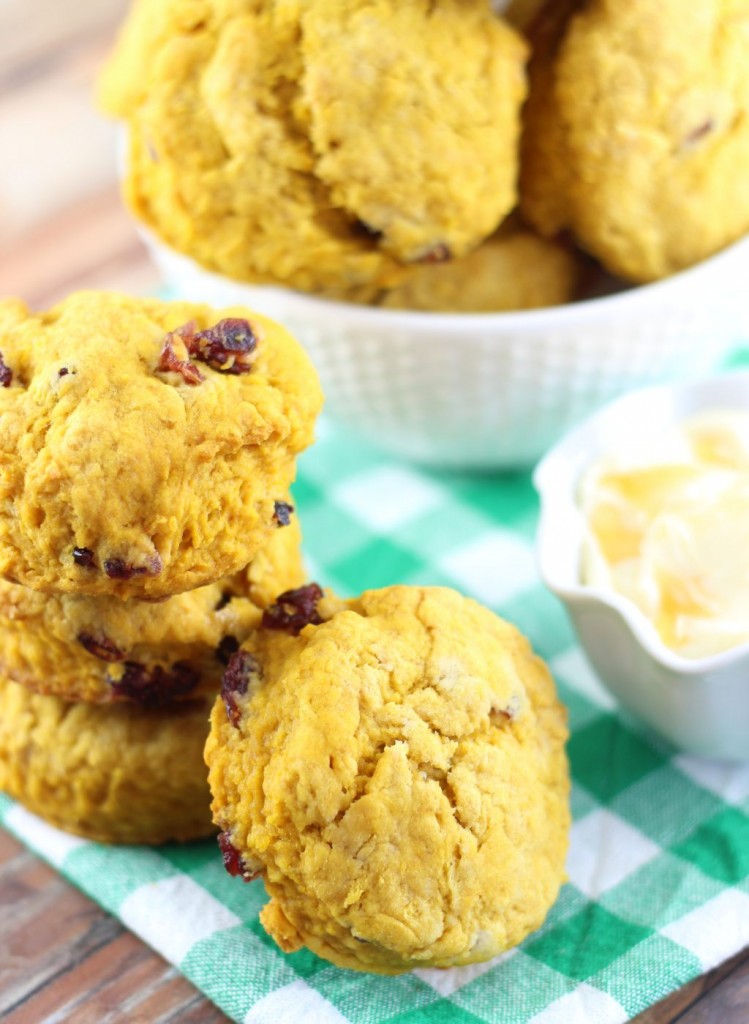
[
  {"x1": 206, "y1": 585, "x2": 570, "y2": 973},
  {"x1": 100, "y1": 0, "x2": 527, "y2": 294},
  {"x1": 0, "y1": 677, "x2": 214, "y2": 844}
]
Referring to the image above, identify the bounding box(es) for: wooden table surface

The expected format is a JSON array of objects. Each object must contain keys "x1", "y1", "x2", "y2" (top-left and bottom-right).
[{"x1": 0, "y1": 3, "x2": 748, "y2": 1021}]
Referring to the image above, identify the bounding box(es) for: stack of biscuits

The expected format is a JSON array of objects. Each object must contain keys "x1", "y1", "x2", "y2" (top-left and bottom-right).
[
  {"x1": 0, "y1": 290, "x2": 323, "y2": 844},
  {"x1": 0, "y1": 289, "x2": 573, "y2": 974}
]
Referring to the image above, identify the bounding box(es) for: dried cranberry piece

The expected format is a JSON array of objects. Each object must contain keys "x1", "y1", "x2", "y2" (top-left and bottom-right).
[
  {"x1": 218, "y1": 831, "x2": 243, "y2": 876},
  {"x1": 78, "y1": 631, "x2": 124, "y2": 663},
  {"x1": 217, "y1": 831, "x2": 258, "y2": 881},
  {"x1": 190, "y1": 318, "x2": 257, "y2": 375},
  {"x1": 104, "y1": 555, "x2": 162, "y2": 580},
  {"x1": 273, "y1": 500, "x2": 294, "y2": 527},
  {"x1": 107, "y1": 660, "x2": 199, "y2": 707},
  {"x1": 157, "y1": 329, "x2": 205, "y2": 386},
  {"x1": 0, "y1": 352, "x2": 13, "y2": 388},
  {"x1": 216, "y1": 635, "x2": 240, "y2": 666},
  {"x1": 418, "y1": 242, "x2": 452, "y2": 264},
  {"x1": 221, "y1": 649, "x2": 261, "y2": 727},
  {"x1": 158, "y1": 318, "x2": 257, "y2": 383},
  {"x1": 489, "y1": 695, "x2": 520, "y2": 725},
  {"x1": 72, "y1": 547, "x2": 95, "y2": 568},
  {"x1": 261, "y1": 583, "x2": 323, "y2": 636}
]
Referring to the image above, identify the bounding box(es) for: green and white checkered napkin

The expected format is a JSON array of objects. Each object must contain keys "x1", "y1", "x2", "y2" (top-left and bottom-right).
[{"x1": 3, "y1": 416, "x2": 749, "y2": 1024}]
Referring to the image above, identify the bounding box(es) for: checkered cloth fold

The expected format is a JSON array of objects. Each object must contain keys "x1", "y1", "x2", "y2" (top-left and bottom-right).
[{"x1": 3, "y1": 409, "x2": 749, "y2": 1024}]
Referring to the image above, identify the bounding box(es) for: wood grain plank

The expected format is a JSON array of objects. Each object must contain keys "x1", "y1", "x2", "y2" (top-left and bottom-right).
[
  {"x1": 117, "y1": 971, "x2": 229, "y2": 1024},
  {"x1": 0, "y1": 832, "x2": 229, "y2": 1024},
  {"x1": 38, "y1": 943, "x2": 175, "y2": 1024},
  {"x1": 680, "y1": 955, "x2": 749, "y2": 1023},
  {"x1": 158, "y1": 998, "x2": 230, "y2": 1024},
  {"x1": 1, "y1": 904, "x2": 122, "y2": 1019},
  {"x1": 11, "y1": 934, "x2": 164, "y2": 1024},
  {"x1": 627, "y1": 947, "x2": 749, "y2": 1023}
]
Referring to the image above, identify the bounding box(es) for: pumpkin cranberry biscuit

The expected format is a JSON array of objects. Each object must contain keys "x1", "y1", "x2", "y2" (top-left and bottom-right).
[
  {"x1": 376, "y1": 225, "x2": 586, "y2": 312},
  {"x1": 0, "y1": 513, "x2": 304, "y2": 706},
  {"x1": 0, "y1": 677, "x2": 213, "y2": 844},
  {"x1": 520, "y1": 0, "x2": 749, "y2": 282},
  {"x1": 206, "y1": 585, "x2": 569, "y2": 974},
  {"x1": 99, "y1": 0, "x2": 527, "y2": 294},
  {"x1": 0, "y1": 292, "x2": 321, "y2": 598}
]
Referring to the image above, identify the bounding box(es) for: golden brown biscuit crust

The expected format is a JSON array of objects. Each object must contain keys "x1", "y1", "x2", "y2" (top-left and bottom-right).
[
  {"x1": 521, "y1": 0, "x2": 749, "y2": 281},
  {"x1": 0, "y1": 677, "x2": 214, "y2": 844},
  {"x1": 100, "y1": 0, "x2": 527, "y2": 293},
  {"x1": 376, "y1": 226, "x2": 585, "y2": 312},
  {"x1": 0, "y1": 292, "x2": 321, "y2": 598},
  {"x1": 0, "y1": 515, "x2": 304, "y2": 705},
  {"x1": 206, "y1": 585, "x2": 570, "y2": 973}
]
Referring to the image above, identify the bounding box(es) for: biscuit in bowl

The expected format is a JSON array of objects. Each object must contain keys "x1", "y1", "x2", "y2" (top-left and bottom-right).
[
  {"x1": 520, "y1": 0, "x2": 749, "y2": 281},
  {"x1": 374, "y1": 225, "x2": 588, "y2": 312},
  {"x1": 100, "y1": 0, "x2": 527, "y2": 294}
]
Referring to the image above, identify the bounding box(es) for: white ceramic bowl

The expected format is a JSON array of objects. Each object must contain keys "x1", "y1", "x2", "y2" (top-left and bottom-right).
[
  {"x1": 146, "y1": 226, "x2": 749, "y2": 469},
  {"x1": 534, "y1": 372, "x2": 749, "y2": 760}
]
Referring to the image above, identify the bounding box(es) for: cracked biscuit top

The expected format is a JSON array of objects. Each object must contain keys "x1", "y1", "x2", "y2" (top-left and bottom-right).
[
  {"x1": 99, "y1": 0, "x2": 527, "y2": 295},
  {"x1": 0, "y1": 292, "x2": 321, "y2": 598},
  {"x1": 520, "y1": 0, "x2": 749, "y2": 282},
  {"x1": 205, "y1": 585, "x2": 570, "y2": 974}
]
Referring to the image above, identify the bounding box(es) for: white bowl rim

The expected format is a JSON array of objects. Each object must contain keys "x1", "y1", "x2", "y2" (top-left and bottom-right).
[
  {"x1": 145, "y1": 223, "x2": 749, "y2": 332},
  {"x1": 533, "y1": 370, "x2": 749, "y2": 678}
]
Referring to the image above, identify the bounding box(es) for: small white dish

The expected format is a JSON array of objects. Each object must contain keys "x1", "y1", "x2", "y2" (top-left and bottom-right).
[{"x1": 534, "y1": 372, "x2": 749, "y2": 760}]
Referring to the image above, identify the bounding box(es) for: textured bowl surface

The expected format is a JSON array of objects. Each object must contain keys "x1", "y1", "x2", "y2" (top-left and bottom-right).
[
  {"x1": 148, "y1": 229, "x2": 749, "y2": 469},
  {"x1": 534, "y1": 372, "x2": 749, "y2": 760}
]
